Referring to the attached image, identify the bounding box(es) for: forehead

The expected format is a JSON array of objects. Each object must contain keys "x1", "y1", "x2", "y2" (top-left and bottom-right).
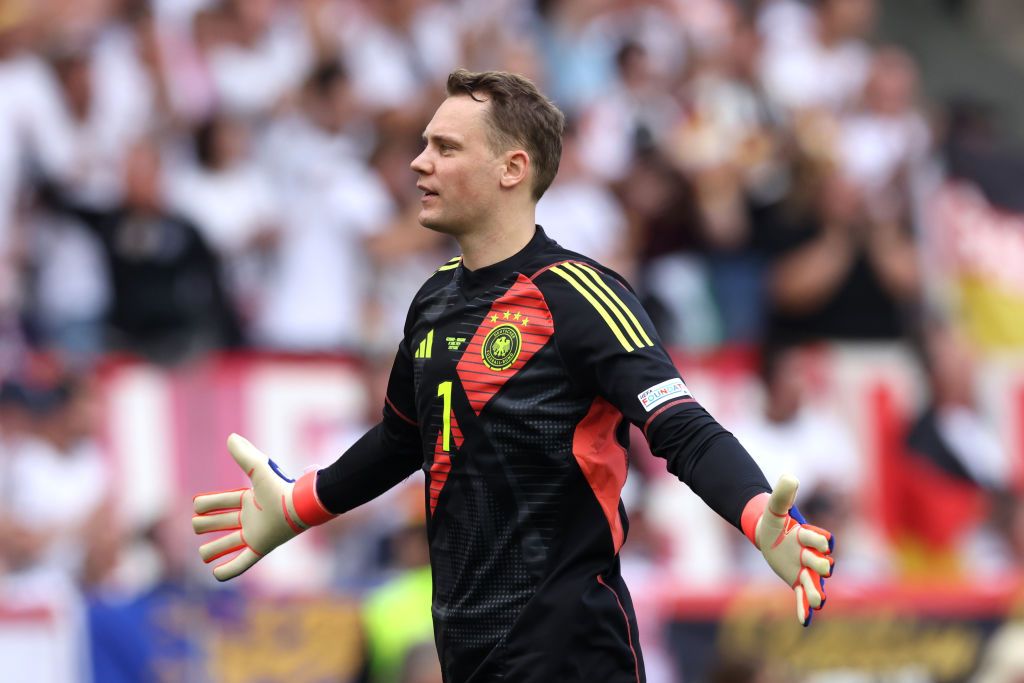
[{"x1": 424, "y1": 94, "x2": 491, "y2": 141}]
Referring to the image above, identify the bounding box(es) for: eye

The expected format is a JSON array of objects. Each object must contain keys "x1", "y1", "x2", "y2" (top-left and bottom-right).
[{"x1": 438, "y1": 144, "x2": 453, "y2": 155}]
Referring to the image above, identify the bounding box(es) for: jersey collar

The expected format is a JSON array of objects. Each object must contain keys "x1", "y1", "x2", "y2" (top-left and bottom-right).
[{"x1": 458, "y1": 225, "x2": 553, "y2": 295}]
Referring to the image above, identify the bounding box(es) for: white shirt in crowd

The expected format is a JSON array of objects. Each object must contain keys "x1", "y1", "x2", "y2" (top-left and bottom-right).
[
  {"x1": 256, "y1": 115, "x2": 395, "y2": 351},
  {"x1": 732, "y1": 406, "x2": 862, "y2": 497},
  {"x1": 168, "y1": 160, "x2": 282, "y2": 324},
  {"x1": 758, "y1": 0, "x2": 870, "y2": 112},
  {"x1": 339, "y1": 1, "x2": 462, "y2": 112},
  {"x1": 838, "y1": 110, "x2": 930, "y2": 193},
  {"x1": 3, "y1": 437, "x2": 110, "y2": 580},
  {"x1": 0, "y1": 54, "x2": 75, "y2": 252},
  {"x1": 208, "y1": 11, "x2": 313, "y2": 116},
  {"x1": 536, "y1": 179, "x2": 628, "y2": 266}
]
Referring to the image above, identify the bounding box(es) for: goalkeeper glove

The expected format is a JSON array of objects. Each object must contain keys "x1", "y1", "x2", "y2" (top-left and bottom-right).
[
  {"x1": 192, "y1": 433, "x2": 335, "y2": 581},
  {"x1": 741, "y1": 474, "x2": 835, "y2": 626}
]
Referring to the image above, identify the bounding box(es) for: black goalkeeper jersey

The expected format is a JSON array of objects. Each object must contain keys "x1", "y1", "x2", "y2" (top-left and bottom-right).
[{"x1": 317, "y1": 226, "x2": 770, "y2": 683}]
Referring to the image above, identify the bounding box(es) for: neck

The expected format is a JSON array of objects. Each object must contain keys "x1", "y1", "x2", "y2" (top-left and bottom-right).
[{"x1": 457, "y1": 209, "x2": 536, "y2": 271}]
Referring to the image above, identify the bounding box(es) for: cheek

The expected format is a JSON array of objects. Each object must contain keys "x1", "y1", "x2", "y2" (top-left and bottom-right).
[{"x1": 441, "y1": 161, "x2": 496, "y2": 208}]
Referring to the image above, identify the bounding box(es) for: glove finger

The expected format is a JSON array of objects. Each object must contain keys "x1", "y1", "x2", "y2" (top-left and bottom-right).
[
  {"x1": 794, "y1": 583, "x2": 810, "y2": 626},
  {"x1": 226, "y1": 433, "x2": 266, "y2": 479},
  {"x1": 801, "y1": 547, "x2": 834, "y2": 577},
  {"x1": 766, "y1": 474, "x2": 799, "y2": 525},
  {"x1": 798, "y1": 567, "x2": 824, "y2": 609},
  {"x1": 199, "y1": 530, "x2": 244, "y2": 564},
  {"x1": 797, "y1": 526, "x2": 831, "y2": 554},
  {"x1": 193, "y1": 488, "x2": 246, "y2": 515},
  {"x1": 192, "y1": 510, "x2": 242, "y2": 535},
  {"x1": 213, "y1": 546, "x2": 262, "y2": 582}
]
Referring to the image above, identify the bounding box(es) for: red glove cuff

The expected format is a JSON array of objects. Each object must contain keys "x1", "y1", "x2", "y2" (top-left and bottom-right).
[
  {"x1": 740, "y1": 492, "x2": 770, "y2": 546},
  {"x1": 293, "y1": 471, "x2": 336, "y2": 527}
]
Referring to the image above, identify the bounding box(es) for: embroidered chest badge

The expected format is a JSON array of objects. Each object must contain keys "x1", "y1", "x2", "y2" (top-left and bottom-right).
[{"x1": 481, "y1": 323, "x2": 522, "y2": 371}]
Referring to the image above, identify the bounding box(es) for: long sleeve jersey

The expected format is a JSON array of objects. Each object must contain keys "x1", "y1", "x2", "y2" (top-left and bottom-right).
[{"x1": 316, "y1": 226, "x2": 770, "y2": 683}]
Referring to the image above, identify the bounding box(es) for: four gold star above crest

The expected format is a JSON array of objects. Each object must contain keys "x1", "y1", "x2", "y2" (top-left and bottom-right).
[{"x1": 489, "y1": 310, "x2": 537, "y2": 327}]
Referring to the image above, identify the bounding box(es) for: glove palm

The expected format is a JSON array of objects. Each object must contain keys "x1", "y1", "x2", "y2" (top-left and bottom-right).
[
  {"x1": 749, "y1": 475, "x2": 835, "y2": 626},
  {"x1": 192, "y1": 434, "x2": 334, "y2": 581}
]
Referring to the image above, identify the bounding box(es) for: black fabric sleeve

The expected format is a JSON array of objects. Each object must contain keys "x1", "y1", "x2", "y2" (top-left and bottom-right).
[
  {"x1": 537, "y1": 261, "x2": 770, "y2": 528},
  {"x1": 315, "y1": 419, "x2": 421, "y2": 514},
  {"x1": 315, "y1": 313, "x2": 423, "y2": 514}
]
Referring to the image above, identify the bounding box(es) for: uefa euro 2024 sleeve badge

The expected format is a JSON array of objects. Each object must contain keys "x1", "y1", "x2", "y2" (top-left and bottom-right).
[{"x1": 482, "y1": 323, "x2": 522, "y2": 371}]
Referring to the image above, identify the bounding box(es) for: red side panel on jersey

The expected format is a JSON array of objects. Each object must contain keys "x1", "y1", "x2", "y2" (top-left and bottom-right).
[
  {"x1": 457, "y1": 274, "x2": 555, "y2": 415},
  {"x1": 572, "y1": 397, "x2": 627, "y2": 554},
  {"x1": 429, "y1": 412, "x2": 464, "y2": 516}
]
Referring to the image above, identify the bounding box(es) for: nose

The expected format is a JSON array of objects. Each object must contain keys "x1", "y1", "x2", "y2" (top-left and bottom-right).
[{"x1": 410, "y1": 148, "x2": 431, "y2": 175}]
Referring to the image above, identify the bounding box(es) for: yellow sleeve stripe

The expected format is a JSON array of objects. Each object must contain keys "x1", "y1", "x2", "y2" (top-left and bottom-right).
[
  {"x1": 550, "y1": 265, "x2": 634, "y2": 352},
  {"x1": 437, "y1": 256, "x2": 461, "y2": 272},
  {"x1": 426, "y1": 329, "x2": 433, "y2": 357},
  {"x1": 563, "y1": 262, "x2": 650, "y2": 349},
  {"x1": 573, "y1": 263, "x2": 654, "y2": 347}
]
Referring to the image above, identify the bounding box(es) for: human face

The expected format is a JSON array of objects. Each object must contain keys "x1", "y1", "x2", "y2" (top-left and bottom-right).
[{"x1": 410, "y1": 95, "x2": 506, "y2": 236}]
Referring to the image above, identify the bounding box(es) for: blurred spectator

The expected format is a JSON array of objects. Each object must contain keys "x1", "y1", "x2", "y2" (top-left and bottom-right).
[
  {"x1": 733, "y1": 344, "x2": 861, "y2": 516},
  {"x1": 0, "y1": 1, "x2": 75, "y2": 256},
  {"x1": 837, "y1": 47, "x2": 930, "y2": 202},
  {"x1": 758, "y1": 0, "x2": 875, "y2": 113},
  {"x1": 890, "y1": 321, "x2": 1014, "y2": 578},
  {"x1": 28, "y1": 44, "x2": 113, "y2": 361},
  {"x1": 337, "y1": 0, "x2": 462, "y2": 118},
  {"x1": 536, "y1": 119, "x2": 631, "y2": 274},
  {"x1": 668, "y1": 9, "x2": 785, "y2": 343},
  {"x1": 255, "y1": 60, "x2": 395, "y2": 352},
  {"x1": 169, "y1": 113, "x2": 281, "y2": 336},
  {"x1": 361, "y1": 489, "x2": 434, "y2": 683},
  {"x1": 533, "y1": 0, "x2": 619, "y2": 112},
  {"x1": 0, "y1": 371, "x2": 113, "y2": 584},
  {"x1": 204, "y1": 0, "x2": 313, "y2": 117},
  {"x1": 38, "y1": 136, "x2": 240, "y2": 363},
  {"x1": 616, "y1": 150, "x2": 717, "y2": 347},
  {"x1": 763, "y1": 165, "x2": 921, "y2": 344},
  {"x1": 577, "y1": 40, "x2": 679, "y2": 184}
]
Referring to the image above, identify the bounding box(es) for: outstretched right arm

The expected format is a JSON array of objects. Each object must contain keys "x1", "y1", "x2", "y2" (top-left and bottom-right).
[
  {"x1": 315, "y1": 339, "x2": 422, "y2": 514},
  {"x1": 192, "y1": 335, "x2": 422, "y2": 581}
]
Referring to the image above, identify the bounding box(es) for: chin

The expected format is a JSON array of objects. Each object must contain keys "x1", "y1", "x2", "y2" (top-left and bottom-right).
[{"x1": 419, "y1": 212, "x2": 459, "y2": 236}]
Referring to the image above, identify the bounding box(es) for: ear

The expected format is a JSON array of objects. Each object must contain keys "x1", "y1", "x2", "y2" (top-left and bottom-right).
[{"x1": 499, "y1": 149, "x2": 530, "y2": 191}]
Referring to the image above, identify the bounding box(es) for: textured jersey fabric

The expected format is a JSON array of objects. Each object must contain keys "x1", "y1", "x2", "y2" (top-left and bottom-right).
[{"x1": 317, "y1": 226, "x2": 770, "y2": 683}]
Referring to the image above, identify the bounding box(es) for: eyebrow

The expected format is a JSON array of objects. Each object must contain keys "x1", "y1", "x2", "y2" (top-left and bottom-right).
[{"x1": 422, "y1": 133, "x2": 462, "y2": 147}]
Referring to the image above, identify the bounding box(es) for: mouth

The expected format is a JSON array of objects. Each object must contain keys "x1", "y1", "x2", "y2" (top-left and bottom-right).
[{"x1": 417, "y1": 184, "x2": 439, "y2": 199}]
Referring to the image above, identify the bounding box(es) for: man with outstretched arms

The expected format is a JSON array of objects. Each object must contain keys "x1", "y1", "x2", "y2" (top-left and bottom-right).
[{"x1": 193, "y1": 69, "x2": 834, "y2": 683}]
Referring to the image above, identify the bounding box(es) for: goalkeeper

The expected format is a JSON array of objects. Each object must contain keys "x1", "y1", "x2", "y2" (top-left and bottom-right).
[{"x1": 193, "y1": 69, "x2": 834, "y2": 683}]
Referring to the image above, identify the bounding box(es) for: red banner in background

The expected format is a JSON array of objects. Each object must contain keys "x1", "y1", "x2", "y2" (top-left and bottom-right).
[{"x1": 97, "y1": 353, "x2": 370, "y2": 534}]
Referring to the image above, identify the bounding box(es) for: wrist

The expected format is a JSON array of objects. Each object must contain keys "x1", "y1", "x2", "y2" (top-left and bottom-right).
[
  {"x1": 740, "y1": 492, "x2": 770, "y2": 546},
  {"x1": 292, "y1": 470, "x2": 336, "y2": 527}
]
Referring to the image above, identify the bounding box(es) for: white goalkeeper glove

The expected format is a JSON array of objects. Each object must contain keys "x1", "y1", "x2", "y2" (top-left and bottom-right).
[
  {"x1": 741, "y1": 474, "x2": 835, "y2": 626},
  {"x1": 192, "y1": 433, "x2": 336, "y2": 581}
]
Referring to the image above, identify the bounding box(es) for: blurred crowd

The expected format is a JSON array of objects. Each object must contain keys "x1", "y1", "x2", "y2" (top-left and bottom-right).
[
  {"x1": 3, "y1": 0, "x2": 1020, "y2": 364},
  {"x1": 2, "y1": 0, "x2": 1024, "y2": 681}
]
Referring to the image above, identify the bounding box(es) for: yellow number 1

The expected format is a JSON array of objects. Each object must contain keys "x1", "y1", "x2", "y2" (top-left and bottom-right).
[{"x1": 437, "y1": 381, "x2": 452, "y2": 451}]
